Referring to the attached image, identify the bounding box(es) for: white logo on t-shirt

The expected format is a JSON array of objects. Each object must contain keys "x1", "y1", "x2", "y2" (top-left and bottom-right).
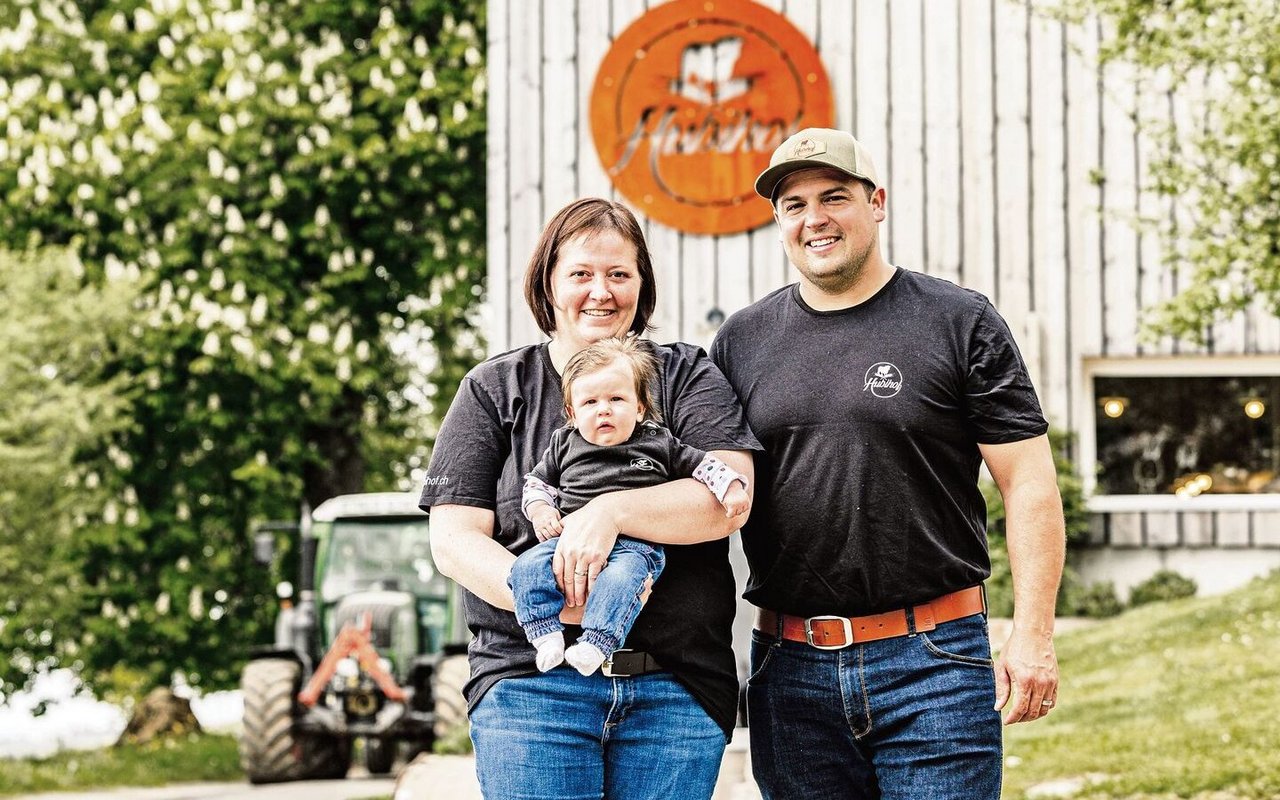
[
  {"x1": 631, "y1": 458, "x2": 656, "y2": 471},
  {"x1": 863, "y1": 362, "x2": 903, "y2": 398}
]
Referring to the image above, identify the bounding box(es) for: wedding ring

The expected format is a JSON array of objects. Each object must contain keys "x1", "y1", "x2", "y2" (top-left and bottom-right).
[
  {"x1": 1041, "y1": 699, "x2": 1055, "y2": 707},
  {"x1": 574, "y1": 570, "x2": 588, "y2": 577}
]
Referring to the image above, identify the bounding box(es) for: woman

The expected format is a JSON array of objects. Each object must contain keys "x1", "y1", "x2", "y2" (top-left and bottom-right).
[{"x1": 421, "y1": 197, "x2": 758, "y2": 799}]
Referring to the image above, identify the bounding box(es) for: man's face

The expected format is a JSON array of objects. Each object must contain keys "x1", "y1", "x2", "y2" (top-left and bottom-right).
[{"x1": 773, "y1": 168, "x2": 885, "y2": 295}]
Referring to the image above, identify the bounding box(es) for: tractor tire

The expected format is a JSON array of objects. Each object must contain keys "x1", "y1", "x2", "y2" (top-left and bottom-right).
[
  {"x1": 239, "y1": 658, "x2": 351, "y2": 784},
  {"x1": 365, "y1": 738, "x2": 396, "y2": 775},
  {"x1": 433, "y1": 654, "x2": 470, "y2": 741}
]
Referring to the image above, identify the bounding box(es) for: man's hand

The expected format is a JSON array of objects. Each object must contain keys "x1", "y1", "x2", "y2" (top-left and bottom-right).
[
  {"x1": 994, "y1": 626, "x2": 1059, "y2": 724},
  {"x1": 528, "y1": 501, "x2": 564, "y2": 542},
  {"x1": 553, "y1": 496, "x2": 622, "y2": 607},
  {"x1": 720, "y1": 482, "x2": 751, "y2": 518}
]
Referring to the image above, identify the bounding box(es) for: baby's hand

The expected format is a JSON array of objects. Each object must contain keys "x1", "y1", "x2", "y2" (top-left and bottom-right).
[
  {"x1": 529, "y1": 503, "x2": 564, "y2": 541},
  {"x1": 721, "y1": 483, "x2": 751, "y2": 519}
]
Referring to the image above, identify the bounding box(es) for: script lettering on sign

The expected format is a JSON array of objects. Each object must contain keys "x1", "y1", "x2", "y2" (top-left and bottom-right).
[{"x1": 590, "y1": 0, "x2": 833, "y2": 235}]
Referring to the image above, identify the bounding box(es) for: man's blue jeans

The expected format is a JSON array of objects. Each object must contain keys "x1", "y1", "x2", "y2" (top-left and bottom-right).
[
  {"x1": 508, "y1": 536, "x2": 664, "y2": 654},
  {"x1": 747, "y1": 613, "x2": 1002, "y2": 800},
  {"x1": 470, "y1": 668, "x2": 727, "y2": 799}
]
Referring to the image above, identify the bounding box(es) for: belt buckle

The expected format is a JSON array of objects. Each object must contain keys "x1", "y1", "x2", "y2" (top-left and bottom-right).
[
  {"x1": 601, "y1": 649, "x2": 632, "y2": 678},
  {"x1": 804, "y1": 615, "x2": 854, "y2": 650}
]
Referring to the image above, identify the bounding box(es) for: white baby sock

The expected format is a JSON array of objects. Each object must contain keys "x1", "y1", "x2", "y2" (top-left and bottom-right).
[
  {"x1": 564, "y1": 642, "x2": 607, "y2": 676},
  {"x1": 531, "y1": 631, "x2": 565, "y2": 672}
]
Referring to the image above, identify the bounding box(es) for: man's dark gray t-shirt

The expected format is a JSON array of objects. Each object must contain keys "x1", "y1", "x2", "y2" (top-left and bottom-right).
[
  {"x1": 710, "y1": 268, "x2": 1048, "y2": 617},
  {"x1": 419, "y1": 341, "x2": 759, "y2": 735}
]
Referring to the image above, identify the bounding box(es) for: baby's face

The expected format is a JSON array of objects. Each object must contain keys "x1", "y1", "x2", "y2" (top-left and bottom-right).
[{"x1": 568, "y1": 358, "x2": 645, "y2": 446}]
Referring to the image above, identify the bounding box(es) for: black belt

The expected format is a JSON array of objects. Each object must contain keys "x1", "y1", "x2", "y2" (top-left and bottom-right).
[{"x1": 601, "y1": 649, "x2": 663, "y2": 677}]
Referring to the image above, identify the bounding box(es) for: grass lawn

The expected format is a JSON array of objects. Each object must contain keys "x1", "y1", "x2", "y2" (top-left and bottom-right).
[
  {"x1": 1001, "y1": 570, "x2": 1280, "y2": 799},
  {"x1": 0, "y1": 732, "x2": 241, "y2": 796}
]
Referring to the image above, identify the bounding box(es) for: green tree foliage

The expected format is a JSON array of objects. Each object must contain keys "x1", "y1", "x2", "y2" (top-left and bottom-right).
[
  {"x1": 1054, "y1": 0, "x2": 1280, "y2": 342},
  {"x1": 0, "y1": 249, "x2": 138, "y2": 698},
  {"x1": 0, "y1": 1, "x2": 485, "y2": 692}
]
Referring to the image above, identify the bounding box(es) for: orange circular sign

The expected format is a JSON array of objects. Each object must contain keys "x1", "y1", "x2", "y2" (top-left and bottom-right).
[{"x1": 590, "y1": 0, "x2": 834, "y2": 235}]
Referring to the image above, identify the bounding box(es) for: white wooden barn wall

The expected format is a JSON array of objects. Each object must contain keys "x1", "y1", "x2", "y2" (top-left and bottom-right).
[{"x1": 485, "y1": 0, "x2": 1280, "y2": 434}]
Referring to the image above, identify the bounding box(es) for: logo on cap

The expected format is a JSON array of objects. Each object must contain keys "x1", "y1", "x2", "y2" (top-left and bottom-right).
[
  {"x1": 790, "y1": 138, "x2": 825, "y2": 160},
  {"x1": 590, "y1": 0, "x2": 834, "y2": 235}
]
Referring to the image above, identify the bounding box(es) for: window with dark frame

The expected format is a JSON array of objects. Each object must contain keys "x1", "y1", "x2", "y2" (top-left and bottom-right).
[{"x1": 1094, "y1": 376, "x2": 1280, "y2": 495}]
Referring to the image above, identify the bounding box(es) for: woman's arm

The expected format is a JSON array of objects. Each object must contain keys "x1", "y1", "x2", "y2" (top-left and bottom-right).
[
  {"x1": 430, "y1": 503, "x2": 589, "y2": 621},
  {"x1": 553, "y1": 448, "x2": 754, "y2": 606},
  {"x1": 429, "y1": 504, "x2": 517, "y2": 611}
]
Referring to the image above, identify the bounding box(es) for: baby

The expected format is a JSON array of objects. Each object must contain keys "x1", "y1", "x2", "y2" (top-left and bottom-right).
[{"x1": 508, "y1": 336, "x2": 751, "y2": 675}]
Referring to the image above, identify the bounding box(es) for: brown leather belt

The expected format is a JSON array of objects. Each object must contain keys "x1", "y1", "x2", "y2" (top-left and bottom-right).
[{"x1": 756, "y1": 586, "x2": 987, "y2": 650}]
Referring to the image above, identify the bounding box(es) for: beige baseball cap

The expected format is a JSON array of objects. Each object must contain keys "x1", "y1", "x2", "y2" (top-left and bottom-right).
[{"x1": 754, "y1": 128, "x2": 880, "y2": 201}]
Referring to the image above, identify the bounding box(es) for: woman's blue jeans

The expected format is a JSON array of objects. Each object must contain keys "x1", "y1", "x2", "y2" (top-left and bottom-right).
[
  {"x1": 470, "y1": 668, "x2": 727, "y2": 799},
  {"x1": 747, "y1": 613, "x2": 1002, "y2": 800}
]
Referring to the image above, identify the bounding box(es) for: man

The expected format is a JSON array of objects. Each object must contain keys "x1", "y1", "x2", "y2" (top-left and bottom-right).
[{"x1": 710, "y1": 128, "x2": 1064, "y2": 799}]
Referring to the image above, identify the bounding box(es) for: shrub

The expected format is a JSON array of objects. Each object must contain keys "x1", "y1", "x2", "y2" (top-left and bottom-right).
[
  {"x1": 1129, "y1": 570, "x2": 1197, "y2": 607},
  {"x1": 1065, "y1": 580, "x2": 1124, "y2": 619}
]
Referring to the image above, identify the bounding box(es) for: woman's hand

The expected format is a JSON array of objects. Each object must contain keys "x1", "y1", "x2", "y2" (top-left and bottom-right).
[{"x1": 552, "y1": 495, "x2": 621, "y2": 607}]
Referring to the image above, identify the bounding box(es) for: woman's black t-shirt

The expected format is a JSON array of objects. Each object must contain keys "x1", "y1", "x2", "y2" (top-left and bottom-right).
[{"x1": 419, "y1": 341, "x2": 759, "y2": 735}]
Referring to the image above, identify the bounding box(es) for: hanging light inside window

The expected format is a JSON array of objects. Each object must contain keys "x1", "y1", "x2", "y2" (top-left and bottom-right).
[
  {"x1": 1100, "y1": 396, "x2": 1128, "y2": 419},
  {"x1": 1243, "y1": 397, "x2": 1266, "y2": 419}
]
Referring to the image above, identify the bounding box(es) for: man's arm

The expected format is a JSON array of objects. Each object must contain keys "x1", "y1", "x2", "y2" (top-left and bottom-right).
[
  {"x1": 553, "y1": 449, "x2": 754, "y2": 606},
  {"x1": 979, "y1": 434, "x2": 1065, "y2": 725}
]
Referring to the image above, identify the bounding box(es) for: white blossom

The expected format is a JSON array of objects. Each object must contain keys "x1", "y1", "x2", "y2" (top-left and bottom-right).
[
  {"x1": 222, "y1": 305, "x2": 247, "y2": 331},
  {"x1": 334, "y1": 322, "x2": 352, "y2": 353},
  {"x1": 250, "y1": 294, "x2": 269, "y2": 323},
  {"x1": 134, "y1": 7, "x2": 157, "y2": 32},
  {"x1": 207, "y1": 148, "x2": 225, "y2": 177},
  {"x1": 225, "y1": 204, "x2": 245, "y2": 233},
  {"x1": 226, "y1": 71, "x2": 254, "y2": 102},
  {"x1": 314, "y1": 205, "x2": 330, "y2": 227},
  {"x1": 274, "y1": 85, "x2": 298, "y2": 107},
  {"x1": 271, "y1": 219, "x2": 288, "y2": 242},
  {"x1": 202, "y1": 331, "x2": 221, "y2": 355},
  {"x1": 138, "y1": 73, "x2": 161, "y2": 103},
  {"x1": 142, "y1": 105, "x2": 173, "y2": 139},
  {"x1": 307, "y1": 322, "x2": 330, "y2": 344}
]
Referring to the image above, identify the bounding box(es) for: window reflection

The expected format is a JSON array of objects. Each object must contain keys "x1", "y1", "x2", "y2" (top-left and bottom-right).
[{"x1": 1095, "y1": 376, "x2": 1280, "y2": 495}]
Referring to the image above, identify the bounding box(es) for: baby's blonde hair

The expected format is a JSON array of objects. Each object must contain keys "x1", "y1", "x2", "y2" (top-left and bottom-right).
[{"x1": 561, "y1": 336, "x2": 661, "y2": 424}]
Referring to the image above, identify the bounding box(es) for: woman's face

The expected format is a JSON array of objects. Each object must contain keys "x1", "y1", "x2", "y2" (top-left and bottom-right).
[{"x1": 549, "y1": 229, "x2": 642, "y2": 352}]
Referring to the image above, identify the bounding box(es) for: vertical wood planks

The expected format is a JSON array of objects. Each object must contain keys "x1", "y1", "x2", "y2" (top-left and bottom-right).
[{"x1": 923, "y1": 0, "x2": 962, "y2": 287}]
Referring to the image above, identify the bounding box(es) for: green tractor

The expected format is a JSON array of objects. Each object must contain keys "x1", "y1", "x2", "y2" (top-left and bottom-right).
[{"x1": 239, "y1": 492, "x2": 470, "y2": 782}]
